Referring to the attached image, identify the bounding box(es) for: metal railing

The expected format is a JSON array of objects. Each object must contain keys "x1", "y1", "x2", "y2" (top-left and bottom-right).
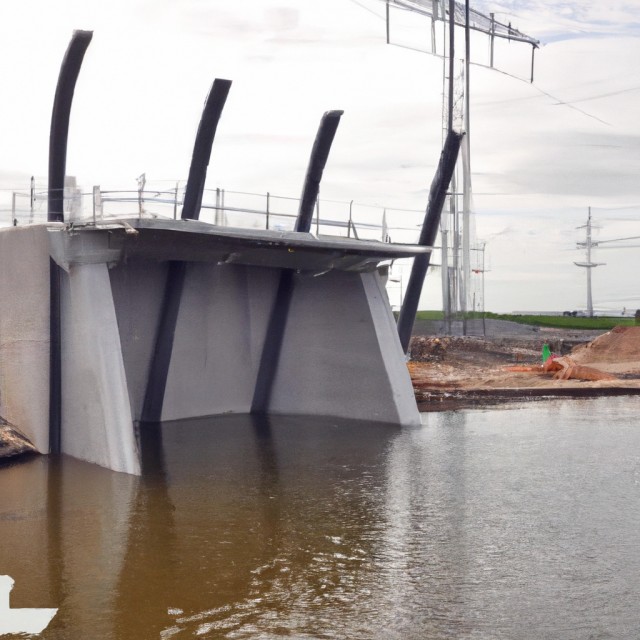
[{"x1": 6, "y1": 183, "x2": 427, "y2": 245}]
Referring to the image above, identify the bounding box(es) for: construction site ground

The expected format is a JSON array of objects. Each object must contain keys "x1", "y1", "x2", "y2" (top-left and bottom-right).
[{"x1": 409, "y1": 319, "x2": 640, "y2": 411}]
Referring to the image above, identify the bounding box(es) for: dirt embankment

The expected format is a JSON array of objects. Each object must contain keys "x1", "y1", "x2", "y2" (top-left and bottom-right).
[
  {"x1": 0, "y1": 417, "x2": 37, "y2": 462},
  {"x1": 409, "y1": 325, "x2": 640, "y2": 410}
]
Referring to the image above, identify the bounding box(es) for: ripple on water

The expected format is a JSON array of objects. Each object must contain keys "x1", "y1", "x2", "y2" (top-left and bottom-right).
[{"x1": 0, "y1": 399, "x2": 639, "y2": 639}]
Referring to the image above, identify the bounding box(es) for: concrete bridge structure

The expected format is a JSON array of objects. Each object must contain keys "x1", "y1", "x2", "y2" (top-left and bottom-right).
[
  {"x1": 0, "y1": 30, "x2": 441, "y2": 475},
  {"x1": 0, "y1": 220, "x2": 427, "y2": 474}
]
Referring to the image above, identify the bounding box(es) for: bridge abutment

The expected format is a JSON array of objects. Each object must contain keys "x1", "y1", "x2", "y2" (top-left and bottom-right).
[{"x1": 0, "y1": 220, "x2": 425, "y2": 474}]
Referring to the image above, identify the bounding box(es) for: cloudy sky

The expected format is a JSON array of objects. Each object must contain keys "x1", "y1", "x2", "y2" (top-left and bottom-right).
[{"x1": 1, "y1": 0, "x2": 639, "y2": 313}]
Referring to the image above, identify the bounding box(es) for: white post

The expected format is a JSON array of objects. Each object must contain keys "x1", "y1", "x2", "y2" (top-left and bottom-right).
[
  {"x1": 266, "y1": 192, "x2": 270, "y2": 230},
  {"x1": 137, "y1": 173, "x2": 146, "y2": 218},
  {"x1": 92, "y1": 186, "x2": 102, "y2": 223},
  {"x1": 173, "y1": 182, "x2": 179, "y2": 220},
  {"x1": 30, "y1": 176, "x2": 36, "y2": 224}
]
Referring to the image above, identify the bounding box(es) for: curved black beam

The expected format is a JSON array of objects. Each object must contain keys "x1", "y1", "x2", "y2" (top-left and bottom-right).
[
  {"x1": 141, "y1": 79, "x2": 231, "y2": 422},
  {"x1": 48, "y1": 30, "x2": 92, "y2": 455},
  {"x1": 295, "y1": 110, "x2": 343, "y2": 233},
  {"x1": 397, "y1": 130, "x2": 463, "y2": 354},
  {"x1": 251, "y1": 109, "x2": 343, "y2": 414},
  {"x1": 182, "y1": 78, "x2": 232, "y2": 220},
  {"x1": 48, "y1": 30, "x2": 93, "y2": 223}
]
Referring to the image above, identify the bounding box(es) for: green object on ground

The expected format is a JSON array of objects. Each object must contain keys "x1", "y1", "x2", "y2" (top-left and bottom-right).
[{"x1": 542, "y1": 343, "x2": 551, "y2": 363}]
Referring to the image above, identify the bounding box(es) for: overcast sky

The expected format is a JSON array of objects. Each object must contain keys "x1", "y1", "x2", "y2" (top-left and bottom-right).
[{"x1": 1, "y1": 0, "x2": 639, "y2": 313}]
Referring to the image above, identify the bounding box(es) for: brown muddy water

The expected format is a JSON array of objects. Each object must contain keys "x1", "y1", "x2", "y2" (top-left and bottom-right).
[{"x1": 1, "y1": 397, "x2": 640, "y2": 639}]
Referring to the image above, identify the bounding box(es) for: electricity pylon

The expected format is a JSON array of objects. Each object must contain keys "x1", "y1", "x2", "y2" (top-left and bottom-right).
[{"x1": 575, "y1": 207, "x2": 605, "y2": 317}]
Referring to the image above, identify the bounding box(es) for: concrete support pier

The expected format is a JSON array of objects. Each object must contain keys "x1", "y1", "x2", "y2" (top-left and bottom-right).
[{"x1": 0, "y1": 219, "x2": 428, "y2": 474}]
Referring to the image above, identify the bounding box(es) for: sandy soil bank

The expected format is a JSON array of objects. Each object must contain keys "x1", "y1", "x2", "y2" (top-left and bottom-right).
[{"x1": 409, "y1": 325, "x2": 640, "y2": 411}]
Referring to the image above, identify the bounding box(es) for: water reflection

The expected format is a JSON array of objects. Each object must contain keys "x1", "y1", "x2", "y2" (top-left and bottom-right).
[
  {"x1": 377, "y1": 411, "x2": 474, "y2": 637},
  {"x1": 145, "y1": 414, "x2": 398, "y2": 638},
  {"x1": 0, "y1": 454, "x2": 138, "y2": 640},
  {"x1": 113, "y1": 423, "x2": 177, "y2": 639},
  {"x1": 1, "y1": 399, "x2": 640, "y2": 638}
]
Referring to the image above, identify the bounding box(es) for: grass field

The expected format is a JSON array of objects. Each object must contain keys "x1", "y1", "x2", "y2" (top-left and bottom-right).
[{"x1": 414, "y1": 311, "x2": 638, "y2": 331}]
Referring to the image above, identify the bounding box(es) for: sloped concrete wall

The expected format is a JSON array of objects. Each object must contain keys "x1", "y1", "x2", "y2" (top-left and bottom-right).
[
  {"x1": 60, "y1": 263, "x2": 140, "y2": 475},
  {"x1": 1, "y1": 223, "x2": 421, "y2": 475},
  {"x1": 154, "y1": 264, "x2": 420, "y2": 427},
  {"x1": 0, "y1": 226, "x2": 51, "y2": 452},
  {"x1": 161, "y1": 263, "x2": 278, "y2": 421},
  {"x1": 108, "y1": 260, "x2": 169, "y2": 421},
  {"x1": 108, "y1": 261, "x2": 279, "y2": 423},
  {"x1": 270, "y1": 270, "x2": 420, "y2": 426}
]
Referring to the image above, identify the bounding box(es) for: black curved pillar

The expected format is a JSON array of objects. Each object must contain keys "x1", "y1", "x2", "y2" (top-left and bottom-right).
[
  {"x1": 48, "y1": 30, "x2": 92, "y2": 455},
  {"x1": 142, "y1": 79, "x2": 231, "y2": 423},
  {"x1": 48, "y1": 30, "x2": 93, "y2": 223},
  {"x1": 397, "y1": 130, "x2": 463, "y2": 354},
  {"x1": 251, "y1": 109, "x2": 343, "y2": 414},
  {"x1": 294, "y1": 109, "x2": 343, "y2": 233},
  {"x1": 181, "y1": 78, "x2": 232, "y2": 221}
]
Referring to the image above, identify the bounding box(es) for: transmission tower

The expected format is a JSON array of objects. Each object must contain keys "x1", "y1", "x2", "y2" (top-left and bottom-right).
[
  {"x1": 379, "y1": 0, "x2": 539, "y2": 331},
  {"x1": 575, "y1": 207, "x2": 605, "y2": 317},
  {"x1": 575, "y1": 208, "x2": 640, "y2": 316}
]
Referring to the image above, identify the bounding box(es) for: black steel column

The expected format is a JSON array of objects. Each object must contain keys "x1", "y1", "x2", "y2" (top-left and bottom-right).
[
  {"x1": 250, "y1": 271, "x2": 296, "y2": 413},
  {"x1": 48, "y1": 30, "x2": 93, "y2": 223},
  {"x1": 181, "y1": 78, "x2": 232, "y2": 221},
  {"x1": 295, "y1": 110, "x2": 343, "y2": 233},
  {"x1": 397, "y1": 130, "x2": 463, "y2": 354},
  {"x1": 48, "y1": 30, "x2": 92, "y2": 454},
  {"x1": 141, "y1": 80, "x2": 231, "y2": 422},
  {"x1": 251, "y1": 110, "x2": 343, "y2": 413},
  {"x1": 141, "y1": 261, "x2": 187, "y2": 423}
]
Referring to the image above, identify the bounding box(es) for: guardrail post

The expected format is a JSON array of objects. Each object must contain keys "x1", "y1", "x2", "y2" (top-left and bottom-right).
[
  {"x1": 137, "y1": 173, "x2": 146, "y2": 218},
  {"x1": 173, "y1": 182, "x2": 179, "y2": 220},
  {"x1": 30, "y1": 176, "x2": 35, "y2": 224},
  {"x1": 266, "y1": 192, "x2": 270, "y2": 230}
]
